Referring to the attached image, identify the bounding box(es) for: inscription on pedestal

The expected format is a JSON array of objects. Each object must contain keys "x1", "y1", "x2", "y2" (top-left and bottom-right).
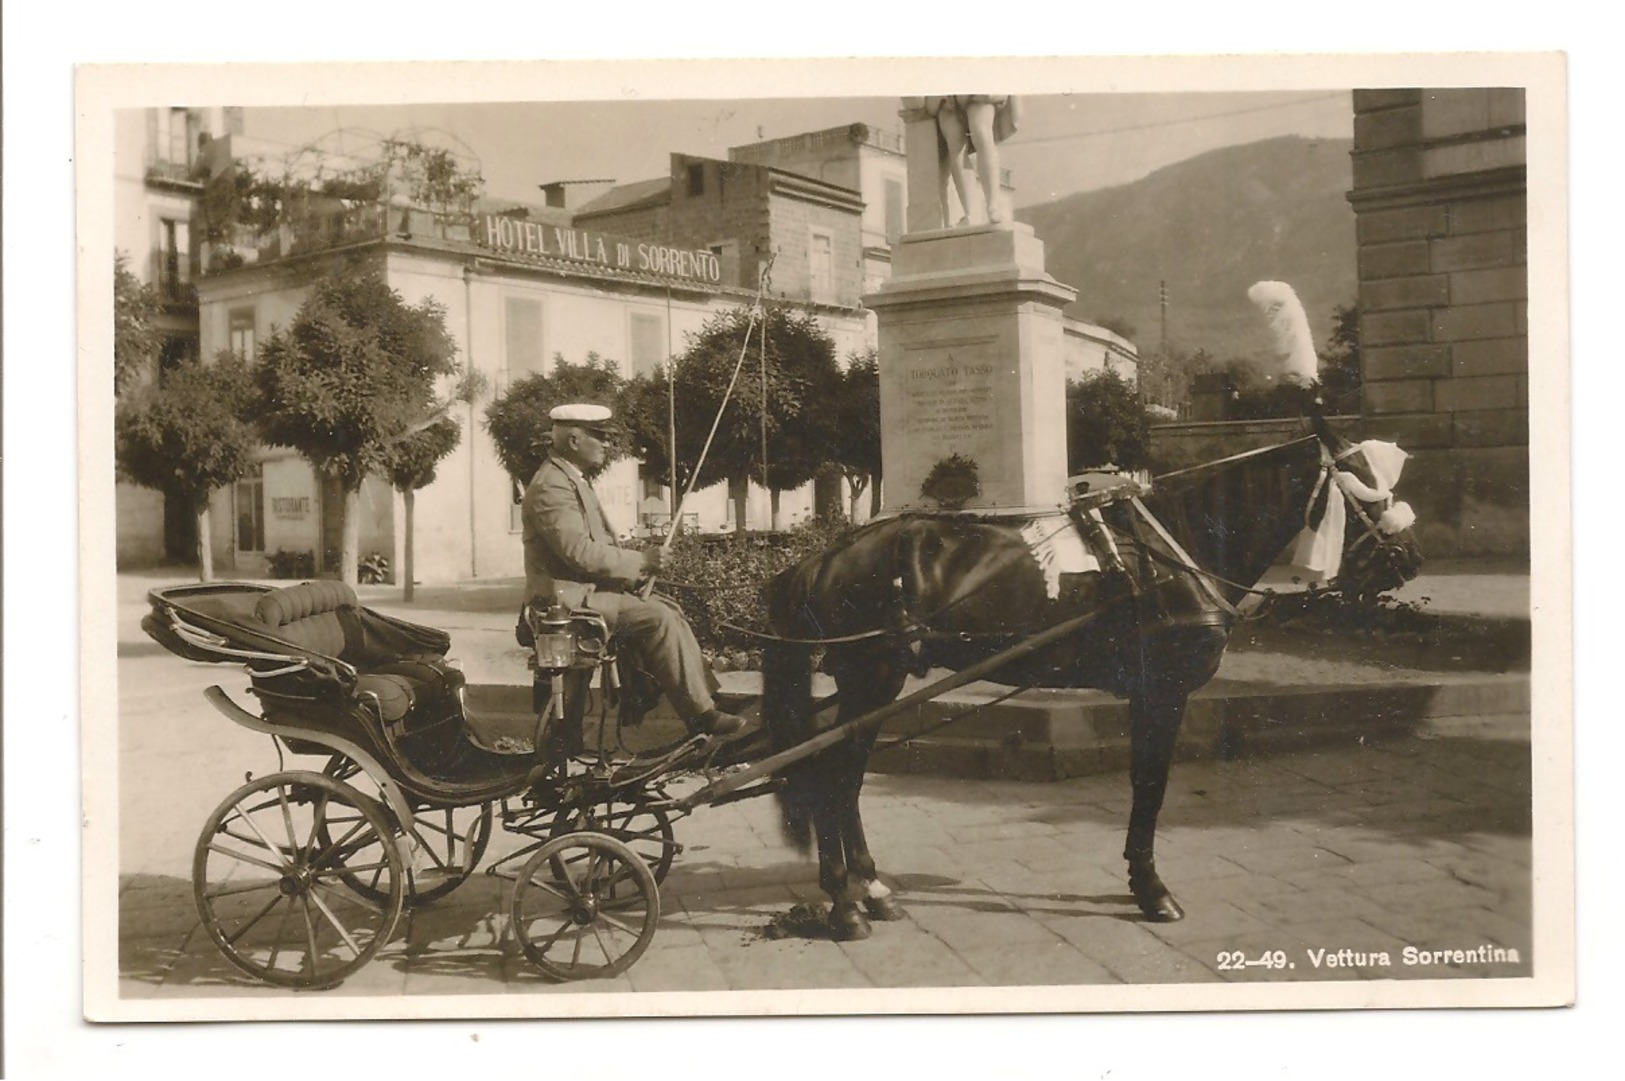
[{"x1": 905, "y1": 342, "x2": 998, "y2": 454}]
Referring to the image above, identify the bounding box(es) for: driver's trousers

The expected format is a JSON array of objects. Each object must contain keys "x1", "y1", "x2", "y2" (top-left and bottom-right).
[{"x1": 579, "y1": 591, "x2": 716, "y2": 722}]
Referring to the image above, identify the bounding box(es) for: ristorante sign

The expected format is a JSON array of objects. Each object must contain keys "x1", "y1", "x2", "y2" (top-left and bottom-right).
[{"x1": 477, "y1": 214, "x2": 722, "y2": 287}]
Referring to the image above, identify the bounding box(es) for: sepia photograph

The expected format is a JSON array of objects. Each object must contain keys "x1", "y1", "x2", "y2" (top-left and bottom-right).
[{"x1": 68, "y1": 49, "x2": 1570, "y2": 1032}]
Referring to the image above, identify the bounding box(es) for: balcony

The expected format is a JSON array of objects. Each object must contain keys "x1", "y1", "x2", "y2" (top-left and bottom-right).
[
  {"x1": 145, "y1": 156, "x2": 203, "y2": 189},
  {"x1": 151, "y1": 250, "x2": 199, "y2": 307}
]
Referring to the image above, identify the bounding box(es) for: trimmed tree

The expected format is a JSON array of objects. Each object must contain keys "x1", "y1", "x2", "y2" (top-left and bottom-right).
[
  {"x1": 830, "y1": 348, "x2": 883, "y2": 520},
  {"x1": 629, "y1": 305, "x2": 842, "y2": 532},
  {"x1": 255, "y1": 267, "x2": 461, "y2": 585},
  {"x1": 114, "y1": 251, "x2": 164, "y2": 396},
  {"x1": 383, "y1": 415, "x2": 462, "y2": 601},
  {"x1": 483, "y1": 354, "x2": 630, "y2": 488},
  {"x1": 1065, "y1": 370, "x2": 1151, "y2": 472},
  {"x1": 114, "y1": 351, "x2": 259, "y2": 581},
  {"x1": 1320, "y1": 303, "x2": 1362, "y2": 415}
]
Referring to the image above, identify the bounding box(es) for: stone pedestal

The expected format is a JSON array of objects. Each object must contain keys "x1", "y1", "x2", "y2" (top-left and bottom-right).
[{"x1": 865, "y1": 222, "x2": 1076, "y2": 516}]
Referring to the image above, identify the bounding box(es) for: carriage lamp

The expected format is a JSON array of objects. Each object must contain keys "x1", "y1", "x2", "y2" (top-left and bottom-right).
[{"x1": 530, "y1": 605, "x2": 578, "y2": 670}]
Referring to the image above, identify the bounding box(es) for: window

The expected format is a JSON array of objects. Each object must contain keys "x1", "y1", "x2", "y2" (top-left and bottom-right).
[
  {"x1": 687, "y1": 163, "x2": 706, "y2": 197},
  {"x1": 884, "y1": 178, "x2": 904, "y2": 239},
  {"x1": 504, "y1": 296, "x2": 545, "y2": 377},
  {"x1": 169, "y1": 108, "x2": 191, "y2": 166},
  {"x1": 709, "y1": 240, "x2": 739, "y2": 287},
  {"x1": 157, "y1": 218, "x2": 191, "y2": 302},
  {"x1": 235, "y1": 464, "x2": 265, "y2": 554},
  {"x1": 629, "y1": 311, "x2": 666, "y2": 377},
  {"x1": 808, "y1": 229, "x2": 835, "y2": 304},
  {"x1": 228, "y1": 308, "x2": 256, "y2": 361}
]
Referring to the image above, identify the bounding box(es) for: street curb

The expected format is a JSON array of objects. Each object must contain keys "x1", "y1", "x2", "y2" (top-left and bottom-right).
[
  {"x1": 462, "y1": 671, "x2": 1529, "y2": 783},
  {"x1": 867, "y1": 673, "x2": 1531, "y2": 781}
]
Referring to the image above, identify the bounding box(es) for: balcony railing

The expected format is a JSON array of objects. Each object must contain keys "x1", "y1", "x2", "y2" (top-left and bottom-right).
[
  {"x1": 151, "y1": 249, "x2": 198, "y2": 305},
  {"x1": 145, "y1": 156, "x2": 202, "y2": 187}
]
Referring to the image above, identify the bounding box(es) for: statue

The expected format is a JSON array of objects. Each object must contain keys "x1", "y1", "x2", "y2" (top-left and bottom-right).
[{"x1": 923, "y1": 95, "x2": 1020, "y2": 226}]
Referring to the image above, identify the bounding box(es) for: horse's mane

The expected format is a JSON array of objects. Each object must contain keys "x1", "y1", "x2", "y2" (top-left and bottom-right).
[{"x1": 1144, "y1": 435, "x2": 1324, "y2": 591}]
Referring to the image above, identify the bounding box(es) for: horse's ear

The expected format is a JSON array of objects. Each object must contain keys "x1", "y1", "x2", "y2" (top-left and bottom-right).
[{"x1": 1308, "y1": 402, "x2": 1352, "y2": 455}]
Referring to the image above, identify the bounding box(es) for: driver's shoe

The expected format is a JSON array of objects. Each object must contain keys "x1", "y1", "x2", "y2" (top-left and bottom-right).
[{"x1": 686, "y1": 709, "x2": 747, "y2": 739}]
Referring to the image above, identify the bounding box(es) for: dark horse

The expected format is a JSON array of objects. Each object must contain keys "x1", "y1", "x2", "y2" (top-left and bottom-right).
[{"x1": 760, "y1": 414, "x2": 1424, "y2": 940}]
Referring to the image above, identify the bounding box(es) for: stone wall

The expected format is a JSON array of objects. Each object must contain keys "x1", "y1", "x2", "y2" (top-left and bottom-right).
[{"x1": 1348, "y1": 89, "x2": 1528, "y2": 557}]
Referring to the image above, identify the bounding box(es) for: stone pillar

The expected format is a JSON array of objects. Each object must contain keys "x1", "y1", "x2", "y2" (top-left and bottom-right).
[{"x1": 865, "y1": 222, "x2": 1076, "y2": 516}]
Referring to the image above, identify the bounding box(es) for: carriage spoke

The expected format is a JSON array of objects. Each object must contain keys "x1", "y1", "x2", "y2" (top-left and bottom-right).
[
  {"x1": 275, "y1": 781, "x2": 300, "y2": 859},
  {"x1": 205, "y1": 877, "x2": 285, "y2": 901},
  {"x1": 231, "y1": 802, "x2": 294, "y2": 868},
  {"x1": 221, "y1": 890, "x2": 287, "y2": 947},
  {"x1": 268, "y1": 896, "x2": 296, "y2": 972},
  {"x1": 207, "y1": 842, "x2": 286, "y2": 876},
  {"x1": 307, "y1": 888, "x2": 364, "y2": 958},
  {"x1": 595, "y1": 909, "x2": 642, "y2": 938},
  {"x1": 311, "y1": 877, "x2": 387, "y2": 917},
  {"x1": 299, "y1": 896, "x2": 321, "y2": 975}
]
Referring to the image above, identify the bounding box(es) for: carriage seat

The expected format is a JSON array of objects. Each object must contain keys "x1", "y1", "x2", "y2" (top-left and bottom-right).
[{"x1": 254, "y1": 581, "x2": 459, "y2": 725}]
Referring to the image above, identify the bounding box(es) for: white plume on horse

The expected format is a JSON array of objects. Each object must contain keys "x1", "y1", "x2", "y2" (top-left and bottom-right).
[{"x1": 1247, "y1": 280, "x2": 1319, "y2": 384}]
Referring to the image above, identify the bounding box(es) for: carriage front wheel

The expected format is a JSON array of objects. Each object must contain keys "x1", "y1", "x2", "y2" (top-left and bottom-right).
[
  {"x1": 192, "y1": 771, "x2": 406, "y2": 989},
  {"x1": 510, "y1": 831, "x2": 659, "y2": 981}
]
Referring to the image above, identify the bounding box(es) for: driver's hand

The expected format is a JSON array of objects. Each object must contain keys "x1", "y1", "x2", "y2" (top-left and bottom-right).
[{"x1": 641, "y1": 546, "x2": 667, "y2": 575}]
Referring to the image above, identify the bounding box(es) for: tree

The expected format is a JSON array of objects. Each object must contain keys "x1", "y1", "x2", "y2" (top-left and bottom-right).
[
  {"x1": 1066, "y1": 370, "x2": 1151, "y2": 472},
  {"x1": 256, "y1": 267, "x2": 462, "y2": 585},
  {"x1": 384, "y1": 415, "x2": 462, "y2": 602},
  {"x1": 829, "y1": 348, "x2": 882, "y2": 519},
  {"x1": 114, "y1": 351, "x2": 259, "y2": 581},
  {"x1": 629, "y1": 305, "x2": 842, "y2": 532},
  {"x1": 483, "y1": 354, "x2": 630, "y2": 486},
  {"x1": 1320, "y1": 303, "x2": 1362, "y2": 415},
  {"x1": 114, "y1": 251, "x2": 164, "y2": 396}
]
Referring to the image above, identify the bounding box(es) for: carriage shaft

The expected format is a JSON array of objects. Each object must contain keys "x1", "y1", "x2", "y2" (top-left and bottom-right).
[{"x1": 674, "y1": 600, "x2": 1115, "y2": 811}]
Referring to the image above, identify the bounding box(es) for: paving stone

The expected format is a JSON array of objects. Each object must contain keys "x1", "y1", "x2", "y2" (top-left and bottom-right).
[{"x1": 956, "y1": 939, "x2": 1119, "y2": 986}]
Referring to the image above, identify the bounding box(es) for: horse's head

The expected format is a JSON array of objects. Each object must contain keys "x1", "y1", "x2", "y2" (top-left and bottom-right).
[{"x1": 1310, "y1": 413, "x2": 1425, "y2": 599}]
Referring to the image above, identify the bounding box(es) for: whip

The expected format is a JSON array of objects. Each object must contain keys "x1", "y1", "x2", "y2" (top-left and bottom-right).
[{"x1": 639, "y1": 253, "x2": 776, "y2": 599}]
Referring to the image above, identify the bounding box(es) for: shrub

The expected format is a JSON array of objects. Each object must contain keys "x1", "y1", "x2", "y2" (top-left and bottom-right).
[
  {"x1": 267, "y1": 549, "x2": 317, "y2": 580},
  {"x1": 659, "y1": 516, "x2": 854, "y2": 661}
]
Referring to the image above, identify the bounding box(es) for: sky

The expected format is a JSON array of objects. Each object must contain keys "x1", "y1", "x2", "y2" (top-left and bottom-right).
[{"x1": 242, "y1": 91, "x2": 1354, "y2": 209}]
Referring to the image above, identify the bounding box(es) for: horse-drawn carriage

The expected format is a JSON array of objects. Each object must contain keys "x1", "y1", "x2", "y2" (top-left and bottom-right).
[{"x1": 143, "y1": 415, "x2": 1422, "y2": 989}]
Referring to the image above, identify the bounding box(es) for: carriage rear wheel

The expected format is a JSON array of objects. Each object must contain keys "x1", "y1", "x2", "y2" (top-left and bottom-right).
[
  {"x1": 510, "y1": 832, "x2": 659, "y2": 981},
  {"x1": 546, "y1": 797, "x2": 677, "y2": 885},
  {"x1": 319, "y1": 756, "x2": 493, "y2": 905},
  {"x1": 192, "y1": 771, "x2": 405, "y2": 989}
]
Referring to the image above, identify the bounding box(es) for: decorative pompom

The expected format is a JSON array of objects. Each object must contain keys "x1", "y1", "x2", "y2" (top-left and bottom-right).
[
  {"x1": 1248, "y1": 281, "x2": 1319, "y2": 384},
  {"x1": 1378, "y1": 501, "x2": 1416, "y2": 535}
]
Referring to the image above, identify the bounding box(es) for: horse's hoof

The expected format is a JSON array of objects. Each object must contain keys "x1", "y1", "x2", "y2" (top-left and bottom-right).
[
  {"x1": 830, "y1": 904, "x2": 872, "y2": 941},
  {"x1": 1134, "y1": 891, "x2": 1185, "y2": 922},
  {"x1": 863, "y1": 894, "x2": 906, "y2": 922}
]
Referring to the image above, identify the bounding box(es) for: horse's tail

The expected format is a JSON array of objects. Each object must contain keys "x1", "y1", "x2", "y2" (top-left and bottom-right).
[{"x1": 762, "y1": 638, "x2": 816, "y2": 853}]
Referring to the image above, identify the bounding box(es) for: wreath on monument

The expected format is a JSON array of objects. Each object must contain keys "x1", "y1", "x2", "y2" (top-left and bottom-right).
[{"x1": 920, "y1": 453, "x2": 981, "y2": 510}]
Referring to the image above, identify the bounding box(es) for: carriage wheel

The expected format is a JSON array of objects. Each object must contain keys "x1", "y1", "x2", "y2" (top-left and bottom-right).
[
  {"x1": 510, "y1": 832, "x2": 659, "y2": 981},
  {"x1": 320, "y1": 755, "x2": 494, "y2": 905},
  {"x1": 192, "y1": 771, "x2": 404, "y2": 989},
  {"x1": 547, "y1": 797, "x2": 677, "y2": 885}
]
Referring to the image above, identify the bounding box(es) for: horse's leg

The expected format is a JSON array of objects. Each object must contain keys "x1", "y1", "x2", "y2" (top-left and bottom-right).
[
  {"x1": 1124, "y1": 688, "x2": 1188, "y2": 922},
  {"x1": 840, "y1": 666, "x2": 909, "y2": 925},
  {"x1": 822, "y1": 654, "x2": 907, "y2": 940}
]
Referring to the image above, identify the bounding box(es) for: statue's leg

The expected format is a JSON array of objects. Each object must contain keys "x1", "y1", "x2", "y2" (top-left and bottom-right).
[
  {"x1": 964, "y1": 101, "x2": 1005, "y2": 223},
  {"x1": 935, "y1": 110, "x2": 975, "y2": 225}
]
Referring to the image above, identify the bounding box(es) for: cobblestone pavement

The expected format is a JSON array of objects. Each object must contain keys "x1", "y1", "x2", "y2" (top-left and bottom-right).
[{"x1": 115, "y1": 663, "x2": 1533, "y2": 1002}]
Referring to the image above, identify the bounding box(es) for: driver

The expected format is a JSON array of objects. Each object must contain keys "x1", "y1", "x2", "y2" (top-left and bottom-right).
[{"x1": 521, "y1": 403, "x2": 745, "y2": 738}]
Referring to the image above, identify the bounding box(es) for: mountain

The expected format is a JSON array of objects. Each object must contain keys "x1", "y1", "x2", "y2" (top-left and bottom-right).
[{"x1": 1016, "y1": 135, "x2": 1357, "y2": 364}]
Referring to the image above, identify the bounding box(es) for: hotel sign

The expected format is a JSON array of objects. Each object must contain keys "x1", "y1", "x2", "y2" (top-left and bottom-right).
[{"x1": 478, "y1": 214, "x2": 722, "y2": 287}]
